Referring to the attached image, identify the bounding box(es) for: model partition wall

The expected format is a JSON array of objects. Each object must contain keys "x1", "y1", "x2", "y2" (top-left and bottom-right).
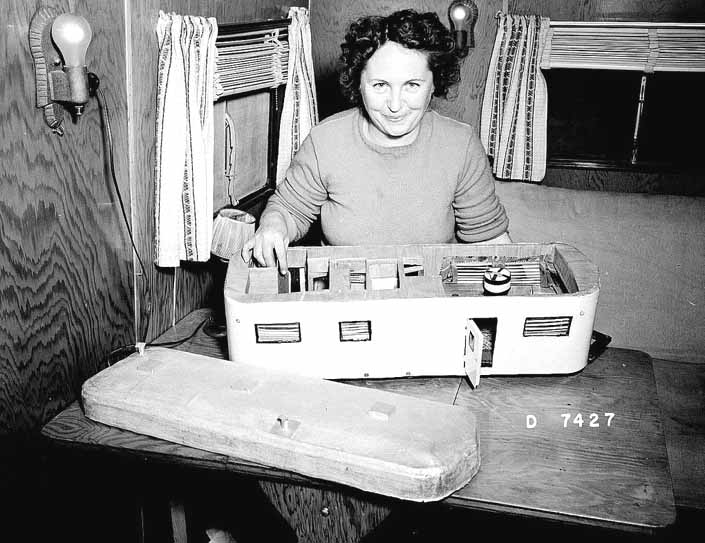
[{"x1": 236, "y1": 243, "x2": 584, "y2": 298}]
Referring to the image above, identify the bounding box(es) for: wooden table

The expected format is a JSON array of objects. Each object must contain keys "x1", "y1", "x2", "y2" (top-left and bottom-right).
[{"x1": 41, "y1": 310, "x2": 676, "y2": 541}]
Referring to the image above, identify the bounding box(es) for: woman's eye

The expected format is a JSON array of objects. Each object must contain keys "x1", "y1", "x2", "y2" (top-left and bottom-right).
[
  {"x1": 406, "y1": 81, "x2": 421, "y2": 90},
  {"x1": 372, "y1": 82, "x2": 387, "y2": 90}
]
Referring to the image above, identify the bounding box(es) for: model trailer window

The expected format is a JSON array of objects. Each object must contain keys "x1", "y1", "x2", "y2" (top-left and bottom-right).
[
  {"x1": 339, "y1": 321, "x2": 372, "y2": 342},
  {"x1": 523, "y1": 316, "x2": 572, "y2": 337},
  {"x1": 255, "y1": 323, "x2": 301, "y2": 343}
]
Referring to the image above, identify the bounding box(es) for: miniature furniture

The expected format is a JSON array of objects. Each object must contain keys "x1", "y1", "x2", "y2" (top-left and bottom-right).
[{"x1": 41, "y1": 310, "x2": 677, "y2": 542}]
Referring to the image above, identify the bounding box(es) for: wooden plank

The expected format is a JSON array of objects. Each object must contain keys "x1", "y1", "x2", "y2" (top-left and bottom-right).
[
  {"x1": 447, "y1": 348, "x2": 676, "y2": 532},
  {"x1": 652, "y1": 358, "x2": 705, "y2": 511},
  {"x1": 81, "y1": 347, "x2": 480, "y2": 502},
  {"x1": 366, "y1": 258, "x2": 400, "y2": 291},
  {"x1": 259, "y1": 481, "x2": 391, "y2": 543},
  {"x1": 1, "y1": 0, "x2": 134, "y2": 435},
  {"x1": 169, "y1": 498, "x2": 188, "y2": 543},
  {"x1": 246, "y1": 266, "x2": 281, "y2": 294},
  {"x1": 306, "y1": 256, "x2": 330, "y2": 291}
]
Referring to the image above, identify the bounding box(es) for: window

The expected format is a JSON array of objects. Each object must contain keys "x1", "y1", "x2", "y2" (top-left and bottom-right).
[
  {"x1": 546, "y1": 69, "x2": 705, "y2": 172},
  {"x1": 541, "y1": 21, "x2": 705, "y2": 173},
  {"x1": 213, "y1": 20, "x2": 289, "y2": 209}
]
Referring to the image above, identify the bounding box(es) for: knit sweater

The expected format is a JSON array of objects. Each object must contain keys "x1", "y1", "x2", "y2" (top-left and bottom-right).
[{"x1": 265, "y1": 108, "x2": 509, "y2": 245}]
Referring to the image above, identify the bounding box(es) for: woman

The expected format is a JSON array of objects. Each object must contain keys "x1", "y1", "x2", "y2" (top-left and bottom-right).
[{"x1": 243, "y1": 9, "x2": 510, "y2": 274}]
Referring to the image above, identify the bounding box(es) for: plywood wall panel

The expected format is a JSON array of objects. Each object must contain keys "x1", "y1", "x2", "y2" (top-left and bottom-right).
[
  {"x1": 0, "y1": 0, "x2": 309, "y2": 430},
  {"x1": 0, "y1": 0, "x2": 133, "y2": 434}
]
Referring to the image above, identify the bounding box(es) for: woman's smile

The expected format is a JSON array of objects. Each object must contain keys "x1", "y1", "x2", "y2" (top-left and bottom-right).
[{"x1": 359, "y1": 41, "x2": 434, "y2": 147}]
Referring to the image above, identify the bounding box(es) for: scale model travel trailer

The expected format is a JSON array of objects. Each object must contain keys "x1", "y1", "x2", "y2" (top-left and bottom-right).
[{"x1": 224, "y1": 243, "x2": 600, "y2": 386}]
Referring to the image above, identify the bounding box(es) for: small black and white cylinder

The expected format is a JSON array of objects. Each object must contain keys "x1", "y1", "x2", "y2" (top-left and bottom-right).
[{"x1": 483, "y1": 265, "x2": 511, "y2": 295}]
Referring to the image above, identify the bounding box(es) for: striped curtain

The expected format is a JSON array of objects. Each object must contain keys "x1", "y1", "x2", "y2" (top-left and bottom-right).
[
  {"x1": 276, "y1": 7, "x2": 319, "y2": 185},
  {"x1": 480, "y1": 13, "x2": 550, "y2": 183},
  {"x1": 154, "y1": 11, "x2": 217, "y2": 266}
]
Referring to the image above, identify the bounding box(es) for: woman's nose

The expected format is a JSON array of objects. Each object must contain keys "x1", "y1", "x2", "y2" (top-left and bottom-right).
[{"x1": 387, "y1": 90, "x2": 402, "y2": 112}]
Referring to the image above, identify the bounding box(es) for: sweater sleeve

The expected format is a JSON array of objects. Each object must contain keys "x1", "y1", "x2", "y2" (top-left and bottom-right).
[
  {"x1": 453, "y1": 132, "x2": 509, "y2": 242},
  {"x1": 262, "y1": 134, "x2": 327, "y2": 242}
]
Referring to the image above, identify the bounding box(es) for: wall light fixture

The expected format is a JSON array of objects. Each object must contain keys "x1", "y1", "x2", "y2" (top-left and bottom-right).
[
  {"x1": 448, "y1": 0, "x2": 479, "y2": 57},
  {"x1": 29, "y1": 7, "x2": 93, "y2": 135}
]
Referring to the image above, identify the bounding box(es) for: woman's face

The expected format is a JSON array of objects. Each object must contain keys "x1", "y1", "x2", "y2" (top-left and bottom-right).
[{"x1": 360, "y1": 41, "x2": 434, "y2": 145}]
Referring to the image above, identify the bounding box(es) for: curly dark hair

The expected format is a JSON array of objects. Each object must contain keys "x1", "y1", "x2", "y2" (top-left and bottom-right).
[{"x1": 338, "y1": 9, "x2": 461, "y2": 107}]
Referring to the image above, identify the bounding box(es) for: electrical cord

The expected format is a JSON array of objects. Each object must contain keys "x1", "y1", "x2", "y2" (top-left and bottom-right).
[
  {"x1": 91, "y1": 73, "x2": 208, "y2": 366},
  {"x1": 93, "y1": 83, "x2": 149, "y2": 291},
  {"x1": 148, "y1": 317, "x2": 210, "y2": 347},
  {"x1": 102, "y1": 316, "x2": 211, "y2": 367}
]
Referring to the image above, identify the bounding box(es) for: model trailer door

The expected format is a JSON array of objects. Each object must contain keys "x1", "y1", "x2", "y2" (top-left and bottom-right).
[{"x1": 464, "y1": 319, "x2": 483, "y2": 387}]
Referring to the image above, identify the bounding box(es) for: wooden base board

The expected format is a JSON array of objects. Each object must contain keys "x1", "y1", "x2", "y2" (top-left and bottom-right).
[{"x1": 82, "y1": 347, "x2": 480, "y2": 502}]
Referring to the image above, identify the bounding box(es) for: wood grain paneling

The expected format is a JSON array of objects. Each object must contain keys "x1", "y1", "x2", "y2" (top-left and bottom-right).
[
  {"x1": 0, "y1": 0, "x2": 297, "y2": 536},
  {"x1": 1, "y1": 0, "x2": 133, "y2": 435},
  {"x1": 0, "y1": 0, "x2": 309, "y2": 512},
  {"x1": 259, "y1": 481, "x2": 391, "y2": 542}
]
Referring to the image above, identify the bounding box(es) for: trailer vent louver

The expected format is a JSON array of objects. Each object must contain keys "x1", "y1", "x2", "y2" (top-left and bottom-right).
[
  {"x1": 339, "y1": 321, "x2": 372, "y2": 342},
  {"x1": 255, "y1": 323, "x2": 301, "y2": 343},
  {"x1": 523, "y1": 316, "x2": 572, "y2": 337}
]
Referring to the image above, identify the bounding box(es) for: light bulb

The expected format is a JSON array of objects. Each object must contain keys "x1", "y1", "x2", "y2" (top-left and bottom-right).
[
  {"x1": 450, "y1": 5, "x2": 472, "y2": 30},
  {"x1": 51, "y1": 13, "x2": 92, "y2": 67},
  {"x1": 50, "y1": 13, "x2": 92, "y2": 108},
  {"x1": 447, "y1": 0, "x2": 478, "y2": 53}
]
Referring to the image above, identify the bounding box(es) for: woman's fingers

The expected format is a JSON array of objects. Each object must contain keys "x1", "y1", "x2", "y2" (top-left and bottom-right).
[
  {"x1": 273, "y1": 236, "x2": 289, "y2": 275},
  {"x1": 240, "y1": 214, "x2": 290, "y2": 272},
  {"x1": 261, "y1": 238, "x2": 279, "y2": 269},
  {"x1": 241, "y1": 238, "x2": 255, "y2": 263},
  {"x1": 251, "y1": 242, "x2": 263, "y2": 266}
]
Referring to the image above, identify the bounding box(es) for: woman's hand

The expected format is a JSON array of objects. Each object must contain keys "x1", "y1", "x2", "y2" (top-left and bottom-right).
[{"x1": 241, "y1": 211, "x2": 290, "y2": 275}]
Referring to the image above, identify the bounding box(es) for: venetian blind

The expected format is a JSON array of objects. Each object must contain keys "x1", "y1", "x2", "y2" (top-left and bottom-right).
[
  {"x1": 541, "y1": 22, "x2": 705, "y2": 72},
  {"x1": 215, "y1": 21, "x2": 290, "y2": 98}
]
